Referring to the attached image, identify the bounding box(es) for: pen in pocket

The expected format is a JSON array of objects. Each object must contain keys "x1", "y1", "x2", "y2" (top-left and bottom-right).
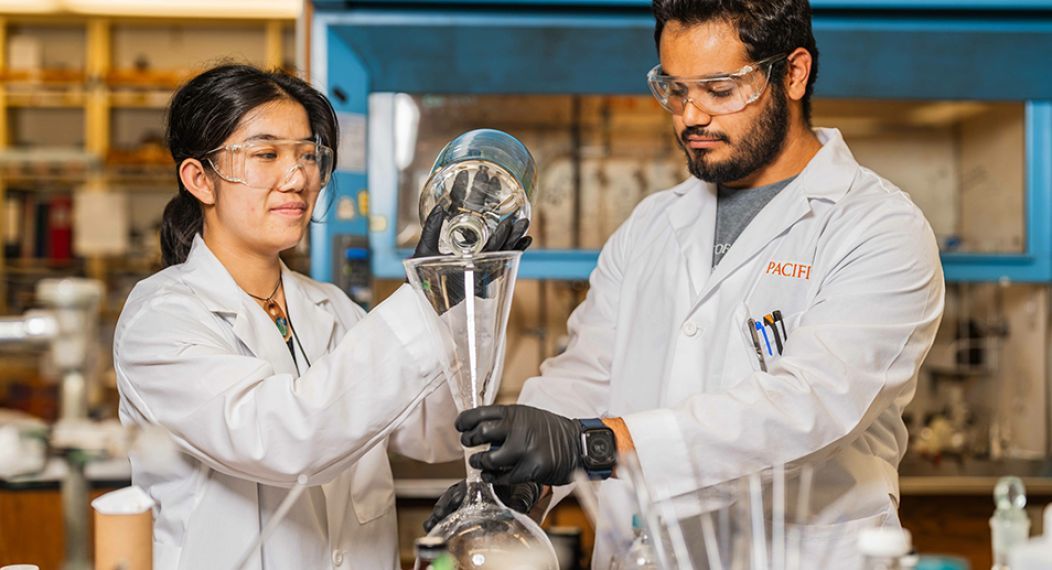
[{"x1": 746, "y1": 318, "x2": 768, "y2": 372}]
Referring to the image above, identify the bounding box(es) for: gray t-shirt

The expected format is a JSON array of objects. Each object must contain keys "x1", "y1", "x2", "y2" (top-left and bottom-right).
[{"x1": 713, "y1": 176, "x2": 796, "y2": 267}]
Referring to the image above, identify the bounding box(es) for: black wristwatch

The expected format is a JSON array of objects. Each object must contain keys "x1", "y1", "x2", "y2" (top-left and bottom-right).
[{"x1": 578, "y1": 418, "x2": 616, "y2": 480}]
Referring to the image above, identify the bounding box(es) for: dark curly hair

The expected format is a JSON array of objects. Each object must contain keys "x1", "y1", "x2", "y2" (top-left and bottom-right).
[{"x1": 652, "y1": 0, "x2": 819, "y2": 122}]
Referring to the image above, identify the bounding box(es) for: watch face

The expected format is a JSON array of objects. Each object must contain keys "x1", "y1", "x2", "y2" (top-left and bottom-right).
[{"x1": 583, "y1": 430, "x2": 616, "y2": 468}]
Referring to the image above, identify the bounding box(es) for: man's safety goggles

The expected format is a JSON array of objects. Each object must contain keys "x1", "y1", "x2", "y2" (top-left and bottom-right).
[
  {"x1": 646, "y1": 53, "x2": 786, "y2": 116},
  {"x1": 206, "y1": 138, "x2": 334, "y2": 191}
]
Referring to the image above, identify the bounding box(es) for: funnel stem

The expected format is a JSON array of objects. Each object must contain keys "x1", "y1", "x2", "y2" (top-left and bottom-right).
[
  {"x1": 465, "y1": 446, "x2": 484, "y2": 483},
  {"x1": 464, "y1": 267, "x2": 478, "y2": 407}
]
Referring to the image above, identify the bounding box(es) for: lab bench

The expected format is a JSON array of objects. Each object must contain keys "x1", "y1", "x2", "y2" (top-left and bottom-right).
[
  {"x1": 0, "y1": 457, "x2": 590, "y2": 569},
  {"x1": 4, "y1": 456, "x2": 1051, "y2": 570},
  {"x1": 0, "y1": 459, "x2": 130, "y2": 570},
  {"x1": 899, "y1": 458, "x2": 1052, "y2": 570}
]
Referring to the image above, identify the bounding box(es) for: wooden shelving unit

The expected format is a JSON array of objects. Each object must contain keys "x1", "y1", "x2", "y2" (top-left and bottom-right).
[{"x1": 0, "y1": 13, "x2": 297, "y2": 315}]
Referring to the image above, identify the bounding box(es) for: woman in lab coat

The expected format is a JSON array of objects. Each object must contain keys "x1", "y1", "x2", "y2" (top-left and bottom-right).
[{"x1": 113, "y1": 64, "x2": 524, "y2": 570}]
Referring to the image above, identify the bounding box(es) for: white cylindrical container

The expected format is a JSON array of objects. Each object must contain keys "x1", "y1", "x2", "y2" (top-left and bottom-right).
[
  {"x1": 859, "y1": 527, "x2": 912, "y2": 570},
  {"x1": 1009, "y1": 504, "x2": 1052, "y2": 570}
]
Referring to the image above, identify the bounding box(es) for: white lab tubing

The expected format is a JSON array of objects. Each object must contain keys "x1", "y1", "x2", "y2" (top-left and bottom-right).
[{"x1": 235, "y1": 475, "x2": 309, "y2": 570}]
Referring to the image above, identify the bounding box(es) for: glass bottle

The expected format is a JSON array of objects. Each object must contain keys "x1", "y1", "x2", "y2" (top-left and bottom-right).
[
  {"x1": 991, "y1": 476, "x2": 1030, "y2": 570},
  {"x1": 418, "y1": 129, "x2": 537, "y2": 256},
  {"x1": 612, "y1": 515, "x2": 659, "y2": 570}
]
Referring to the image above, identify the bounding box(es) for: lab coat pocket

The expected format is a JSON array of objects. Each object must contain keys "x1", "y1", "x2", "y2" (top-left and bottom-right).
[
  {"x1": 350, "y1": 448, "x2": 396, "y2": 525},
  {"x1": 743, "y1": 306, "x2": 805, "y2": 373}
]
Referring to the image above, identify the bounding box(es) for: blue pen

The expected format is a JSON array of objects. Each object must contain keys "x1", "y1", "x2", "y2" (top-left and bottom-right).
[{"x1": 755, "y1": 321, "x2": 774, "y2": 356}]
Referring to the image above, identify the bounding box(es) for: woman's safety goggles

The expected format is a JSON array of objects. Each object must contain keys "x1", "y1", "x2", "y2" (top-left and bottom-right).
[
  {"x1": 206, "y1": 138, "x2": 334, "y2": 190},
  {"x1": 646, "y1": 53, "x2": 785, "y2": 116}
]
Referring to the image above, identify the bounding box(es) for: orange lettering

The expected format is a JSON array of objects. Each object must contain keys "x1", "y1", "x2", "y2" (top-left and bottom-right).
[{"x1": 765, "y1": 260, "x2": 813, "y2": 279}]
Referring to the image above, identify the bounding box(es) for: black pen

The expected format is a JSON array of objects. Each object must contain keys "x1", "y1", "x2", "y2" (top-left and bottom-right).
[
  {"x1": 764, "y1": 314, "x2": 783, "y2": 354},
  {"x1": 773, "y1": 310, "x2": 789, "y2": 341}
]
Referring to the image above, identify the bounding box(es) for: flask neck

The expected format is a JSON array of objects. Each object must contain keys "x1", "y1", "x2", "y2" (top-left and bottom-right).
[
  {"x1": 462, "y1": 478, "x2": 501, "y2": 506},
  {"x1": 446, "y1": 213, "x2": 490, "y2": 255}
]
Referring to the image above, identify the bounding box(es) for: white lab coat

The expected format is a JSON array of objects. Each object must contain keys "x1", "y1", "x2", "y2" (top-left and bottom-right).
[
  {"x1": 519, "y1": 129, "x2": 945, "y2": 568},
  {"x1": 114, "y1": 235, "x2": 461, "y2": 570}
]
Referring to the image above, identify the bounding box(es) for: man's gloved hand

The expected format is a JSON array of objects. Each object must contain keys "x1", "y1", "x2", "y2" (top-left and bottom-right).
[
  {"x1": 422, "y1": 479, "x2": 542, "y2": 532},
  {"x1": 457, "y1": 405, "x2": 583, "y2": 487}
]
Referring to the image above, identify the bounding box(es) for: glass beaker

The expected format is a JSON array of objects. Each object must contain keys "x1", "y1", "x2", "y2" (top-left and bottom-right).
[
  {"x1": 405, "y1": 251, "x2": 558, "y2": 569},
  {"x1": 418, "y1": 129, "x2": 537, "y2": 256}
]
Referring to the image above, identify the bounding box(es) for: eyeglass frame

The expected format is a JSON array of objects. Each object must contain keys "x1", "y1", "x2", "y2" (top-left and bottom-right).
[
  {"x1": 204, "y1": 137, "x2": 335, "y2": 190},
  {"x1": 646, "y1": 52, "x2": 789, "y2": 116}
]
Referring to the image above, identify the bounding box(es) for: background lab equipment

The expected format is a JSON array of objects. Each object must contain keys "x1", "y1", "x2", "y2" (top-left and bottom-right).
[{"x1": 0, "y1": 279, "x2": 103, "y2": 570}]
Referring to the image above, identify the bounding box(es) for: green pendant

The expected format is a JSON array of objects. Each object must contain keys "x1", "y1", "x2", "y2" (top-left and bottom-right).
[{"x1": 263, "y1": 299, "x2": 293, "y2": 342}]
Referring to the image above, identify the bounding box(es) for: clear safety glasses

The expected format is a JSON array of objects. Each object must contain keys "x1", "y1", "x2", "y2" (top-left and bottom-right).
[
  {"x1": 646, "y1": 53, "x2": 786, "y2": 116},
  {"x1": 206, "y1": 138, "x2": 334, "y2": 191}
]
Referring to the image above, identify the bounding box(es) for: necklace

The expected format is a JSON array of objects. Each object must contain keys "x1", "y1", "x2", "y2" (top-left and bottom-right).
[{"x1": 246, "y1": 277, "x2": 292, "y2": 342}]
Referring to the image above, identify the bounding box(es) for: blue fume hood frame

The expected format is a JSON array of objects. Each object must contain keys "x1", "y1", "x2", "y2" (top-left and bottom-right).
[{"x1": 311, "y1": 0, "x2": 1052, "y2": 284}]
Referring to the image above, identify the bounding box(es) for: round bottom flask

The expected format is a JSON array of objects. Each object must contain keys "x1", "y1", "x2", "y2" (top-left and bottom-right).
[{"x1": 428, "y1": 480, "x2": 559, "y2": 569}]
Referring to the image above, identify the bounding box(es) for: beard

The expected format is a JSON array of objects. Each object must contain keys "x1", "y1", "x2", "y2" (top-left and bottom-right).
[{"x1": 676, "y1": 86, "x2": 789, "y2": 185}]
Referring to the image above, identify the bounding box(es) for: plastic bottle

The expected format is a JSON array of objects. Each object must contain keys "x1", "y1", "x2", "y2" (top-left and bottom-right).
[
  {"x1": 991, "y1": 476, "x2": 1031, "y2": 570},
  {"x1": 612, "y1": 515, "x2": 658, "y2": 570},
  {"x1": 859, "y1": 527, "x2": 912, "y2": 570},
  {"x1": 1008, "y1": 504, "x2": 1052, "y2": 570},
  {"x1": 414, "y1": 536, "x2": 455, "y2": 570}
]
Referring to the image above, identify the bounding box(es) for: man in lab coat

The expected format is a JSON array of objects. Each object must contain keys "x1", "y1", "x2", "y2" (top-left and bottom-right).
[{"x1": 431, "y1": 0, "x2": 944, "y2": 566}]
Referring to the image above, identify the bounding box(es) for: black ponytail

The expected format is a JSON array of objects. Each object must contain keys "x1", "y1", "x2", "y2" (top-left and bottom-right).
[
  {"x1": 160, "y1": 63, "x2": 339, "y2": 266},
  {"x1": 159, "y1": 190, "x2": 203, "y2": 267}
]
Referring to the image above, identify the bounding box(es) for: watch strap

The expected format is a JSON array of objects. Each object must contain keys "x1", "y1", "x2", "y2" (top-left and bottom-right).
[{"x1": 579, "y1": 418, "x2": 607, "y2": 431}]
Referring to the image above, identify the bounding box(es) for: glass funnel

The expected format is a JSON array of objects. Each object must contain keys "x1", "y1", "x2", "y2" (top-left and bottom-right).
[
  {"x1": 418, "y1": 129, "x2": 538, "y2": 256},
  {"x1": 405, "y1": 251, "x2": 558, "y2": 569}
]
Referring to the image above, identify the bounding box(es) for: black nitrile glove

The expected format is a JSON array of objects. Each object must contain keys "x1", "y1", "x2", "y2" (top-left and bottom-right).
[
  {"x1": 412, "y1": 204, "x2": 531, "y2": 259},
  {"x1": 411, "y1": 168, "x2": 533, "y2": 259},
  {"x1": 457, "y1": 405, "x2": 583, "y2": 487},
  {"x1": 483, "y1": 216, "x2": 532, "y2": 253},
  {"x1": 422, "y1": 479, "x2": 542, "y2": 532},
  {"x1": 411, "y1": 205, "x2": 449, "y2": 260}
]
